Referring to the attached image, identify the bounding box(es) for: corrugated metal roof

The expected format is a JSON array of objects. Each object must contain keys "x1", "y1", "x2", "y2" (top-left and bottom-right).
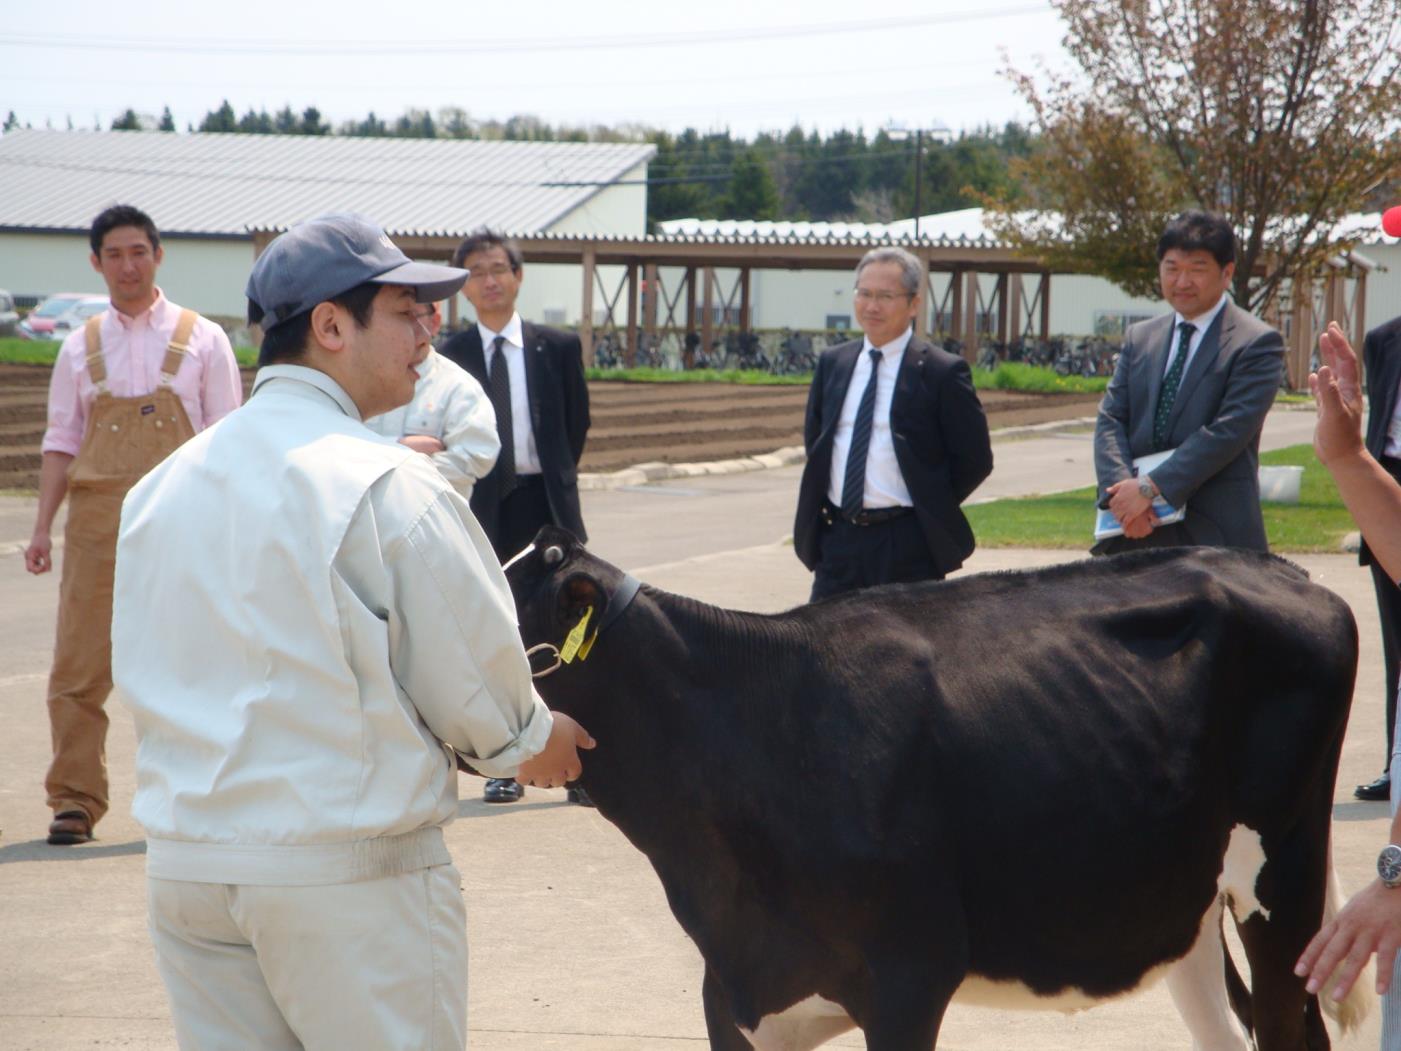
[
  {"x1": 660, "y1": 208, "x2": 1005, "y2": 247},
  {"x1": 0, "y1": 129, "x2": 654, "y2": 238}
]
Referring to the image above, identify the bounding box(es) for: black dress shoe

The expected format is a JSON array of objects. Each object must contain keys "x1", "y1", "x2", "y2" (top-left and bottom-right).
[
  {"x1": 483, "y1": 778, "x2": 524, "y2": 804},
  {"x1": 1355, "y1": 773, "x2": 1391, "y2": 801},
  {"x1": 566, "y1": 786, "x2": 596, "y2": 808}
]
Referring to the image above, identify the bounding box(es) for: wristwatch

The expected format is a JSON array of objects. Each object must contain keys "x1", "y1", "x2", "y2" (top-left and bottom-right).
[
  {"x1": 1136, "y1": 476, "x2": 1155, "y2": 502},
  {"x1": 1378, "y1": 844, "x2": 1401, "y2": 888}
]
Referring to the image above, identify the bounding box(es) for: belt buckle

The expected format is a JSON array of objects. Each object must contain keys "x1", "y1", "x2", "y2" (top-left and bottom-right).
[{"x1": 851, "y1": 509, "x2": 871, "y2": 526}]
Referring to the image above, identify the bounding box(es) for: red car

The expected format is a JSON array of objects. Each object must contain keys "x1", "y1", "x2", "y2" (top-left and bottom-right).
[{"x1": 18, "y1": 293, "x2": 101, "y2": 340}]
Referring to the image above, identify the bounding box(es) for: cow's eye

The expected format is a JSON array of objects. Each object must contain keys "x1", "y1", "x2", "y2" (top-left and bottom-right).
[{"x1": 543, "y1": 545, "x2": 564, "y2": 566}]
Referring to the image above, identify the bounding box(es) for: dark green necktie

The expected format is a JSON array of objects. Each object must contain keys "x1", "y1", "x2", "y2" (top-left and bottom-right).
[
  {"x1": 1153, "y1": 322, "x2": 1194, "y2": 450},
  {"x1": 488, "y1": 335, "x2": 516, "y2": 492}
]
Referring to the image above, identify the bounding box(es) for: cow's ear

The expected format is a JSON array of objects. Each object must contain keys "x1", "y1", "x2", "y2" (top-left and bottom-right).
[{"x1": 559, "y1": 573, "x2": 603, "y2": 622}]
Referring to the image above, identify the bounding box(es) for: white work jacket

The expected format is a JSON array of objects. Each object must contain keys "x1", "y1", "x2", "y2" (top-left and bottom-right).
[
  {"x1": 363, "y1": 350, "x2": 499, "y2": 499},
  {"x1": 113, "y1": 365, "x2": 551, "y2": 886}
]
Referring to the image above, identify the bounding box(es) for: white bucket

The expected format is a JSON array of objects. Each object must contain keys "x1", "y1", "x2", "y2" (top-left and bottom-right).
[{"x1": 1258, "y1": 465, "x2": 1303, "y2": 504}]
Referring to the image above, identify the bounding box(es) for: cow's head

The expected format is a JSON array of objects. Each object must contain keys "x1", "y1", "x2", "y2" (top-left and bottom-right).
[{"x1": 504, "y1": 526, "x2": 642, "y2": 708}]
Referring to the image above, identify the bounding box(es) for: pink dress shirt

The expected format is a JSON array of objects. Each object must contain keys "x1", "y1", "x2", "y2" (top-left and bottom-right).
[{"x1": 42, "y1": 289, "x2": 243, "y2": 456}]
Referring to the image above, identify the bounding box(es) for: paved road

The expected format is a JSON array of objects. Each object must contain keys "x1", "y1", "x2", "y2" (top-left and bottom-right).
[{"x1": 0, "y1": 403, "x2": 1382, "y2": 1050}]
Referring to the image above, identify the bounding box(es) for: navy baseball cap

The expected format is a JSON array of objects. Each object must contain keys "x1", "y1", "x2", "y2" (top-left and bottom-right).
[{"x1": 247, "y1": 212, "x2": 469, "y2": 329}]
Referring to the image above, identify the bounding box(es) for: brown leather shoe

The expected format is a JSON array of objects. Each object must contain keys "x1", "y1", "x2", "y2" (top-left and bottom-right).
[{"x1": 47, "y1": 810, "x2": 93, "y2": 845}]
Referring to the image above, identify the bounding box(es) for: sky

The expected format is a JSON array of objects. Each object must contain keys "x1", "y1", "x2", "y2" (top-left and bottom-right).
[{"x1": 0, "y1": 0, "x2": 1073, "y2": 139}]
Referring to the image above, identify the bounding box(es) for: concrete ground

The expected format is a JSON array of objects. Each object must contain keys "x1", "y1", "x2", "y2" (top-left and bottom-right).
[{"x1": 0, "y1": 404, "x2": 1386, "y2": 1050}]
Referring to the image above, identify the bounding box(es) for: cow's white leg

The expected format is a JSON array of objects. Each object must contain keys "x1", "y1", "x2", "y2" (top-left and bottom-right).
[{"x1": 1164, "y1": 897, "x2": 1251, "y2": 1051}]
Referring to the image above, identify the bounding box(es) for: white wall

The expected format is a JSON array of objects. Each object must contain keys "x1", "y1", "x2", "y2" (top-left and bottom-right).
[{"x1": 0, "y1": 231, "x2": 254, "y2": 319}]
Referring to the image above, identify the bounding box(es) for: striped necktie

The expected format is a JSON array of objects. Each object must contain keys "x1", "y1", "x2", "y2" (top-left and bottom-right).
[
  {"x1": 488, "y1": 335, "x2": 516, "y2": 493},
  {"x1": 1153, "y1": 322, "x2": 1194, "y2": 450},
  {"x1": 840, "y1": 348, "x2": 883, "y2": 517}
]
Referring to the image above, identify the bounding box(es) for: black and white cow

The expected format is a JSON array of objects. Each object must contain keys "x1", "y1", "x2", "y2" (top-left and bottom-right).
[{"x1": 506, "y1": 528, "x2": 1367, "y2": 1050}]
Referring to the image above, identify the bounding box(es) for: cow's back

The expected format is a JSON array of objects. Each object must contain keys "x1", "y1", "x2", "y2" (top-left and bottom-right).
[{"x1": 783, "y1": 547, "x2": 1356, "y2": 998}]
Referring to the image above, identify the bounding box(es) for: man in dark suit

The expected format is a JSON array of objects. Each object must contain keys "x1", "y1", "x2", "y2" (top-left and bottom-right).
[
  {"x1": 439, "y1": 228, "x2": 591, "y2": 804},
  {"x1": 1354, "y1": 313, "x2": 1401, "y2": 801},
  {"x1": 1093, "y1": 210, "x2": 1284, "y2": 554},
  {"x1": 794, "y1": 247, "x2": 993, "y2": 601}
]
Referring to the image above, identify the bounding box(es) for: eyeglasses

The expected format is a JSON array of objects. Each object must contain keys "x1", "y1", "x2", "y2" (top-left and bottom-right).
[
  {"x1": 413, "y1": 306, "x2": 438, "y2": 320},
  {"x1": 465, "y1": 265, "x2": 515, "y2": 282},
  {"x1": 854, "y1": 289, "x2": 913, "y2": 305}
]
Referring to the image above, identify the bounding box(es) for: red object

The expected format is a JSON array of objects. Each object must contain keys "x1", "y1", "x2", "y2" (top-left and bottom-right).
[{"x1": 1384, "y1": 206, "x2": 1401, "y2": 239}]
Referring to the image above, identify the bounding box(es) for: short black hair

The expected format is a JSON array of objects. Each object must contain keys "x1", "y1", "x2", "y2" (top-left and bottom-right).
[
  {"x1": 1156, "y1": 210, "x2": 1236, "y2": 267},
  {"x1": 450, "y1": 227, "x2": 523, "y2": 271},
  {"x1": 90, "y1": 205, "x2": 160, "y2": 256},
  {"x1": 251, "y1": 281, "x2": 380, "y2": 366}
]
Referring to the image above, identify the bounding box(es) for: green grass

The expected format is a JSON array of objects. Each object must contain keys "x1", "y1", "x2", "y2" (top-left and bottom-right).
[
  {"x1": 964, "y1": 444, "x2": 1355, "y2": 553},
  {"x1": 971, "y1": 362, "x2": 1109, "y2": 394},
  {"x1": 585, "y1": 366, "x2": 811, "y2": 385},
  {"x1": 0, "y1": 337, "x2": 259, "y2": 367}
]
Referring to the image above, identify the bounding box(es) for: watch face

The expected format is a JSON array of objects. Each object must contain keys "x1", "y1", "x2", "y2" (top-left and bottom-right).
[
  {"x1": 1137, "y1": 479, "x2": 1154, "y2": 500},
  {"x1": 1379, "y1": 845, "x2": 1401, "y2": 885}
]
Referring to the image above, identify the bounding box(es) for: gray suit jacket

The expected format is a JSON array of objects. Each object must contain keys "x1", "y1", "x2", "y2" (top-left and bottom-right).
[{"x1": 1093, "y1": 301, "x2": 1284, "y2": 552}]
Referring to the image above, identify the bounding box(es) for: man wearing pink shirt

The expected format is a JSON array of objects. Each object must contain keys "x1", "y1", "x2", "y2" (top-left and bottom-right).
[{"x1": 23, "y1": 204, "x2": 242, "y2": 845}]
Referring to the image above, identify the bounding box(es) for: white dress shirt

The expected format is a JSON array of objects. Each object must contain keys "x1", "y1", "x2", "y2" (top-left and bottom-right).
[
  {"x1": 827, "y1": 327, "x2": 914, "y2": 509},
  {"x1": 364, "y1": 350, "x2": 500, "y2": 499},
  {"x1": 1166, "y1": 293, "x2": 1231, "y2": 378},
  {"x1": 478, "y1": 313, "x2": 542, "y2": 475},
  {"x1": 113, "y1": 365, "x2": 551, "y2": 886}
]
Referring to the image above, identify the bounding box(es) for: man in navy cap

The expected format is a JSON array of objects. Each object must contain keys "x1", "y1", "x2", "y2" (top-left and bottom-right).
[{"x1": 111, "y1": 213, "x2": 593, "y2": 1050}]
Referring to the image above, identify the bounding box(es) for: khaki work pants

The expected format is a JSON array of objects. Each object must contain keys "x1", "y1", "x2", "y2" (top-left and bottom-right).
[{"x1": 44, "y1": 379, "x2": 194, "y2": 824}]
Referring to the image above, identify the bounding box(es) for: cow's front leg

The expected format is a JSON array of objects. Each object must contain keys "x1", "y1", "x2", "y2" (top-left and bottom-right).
[
  {"x1": 702, "y1": 965, "x2": 755, "y2": 1051},
  {"x1": 860, "y1": 963, "x2": 958, "y2": 1051}
]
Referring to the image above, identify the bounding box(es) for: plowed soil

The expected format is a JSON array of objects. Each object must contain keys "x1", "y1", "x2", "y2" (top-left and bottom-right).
[{"x1": 0, "y1": 364, "x2": 1100, "y2": 489}]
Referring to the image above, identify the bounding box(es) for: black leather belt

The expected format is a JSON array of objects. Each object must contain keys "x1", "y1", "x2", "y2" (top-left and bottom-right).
[{"x1": 821, "y1": 501, "x2": 914, "y2": 527}]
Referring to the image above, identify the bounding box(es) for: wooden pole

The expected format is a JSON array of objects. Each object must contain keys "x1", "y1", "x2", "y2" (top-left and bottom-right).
[
  {"x1": 701, "y1": 266, "x2": 715, "y2": 360},
  {"x1": 949, "y1": 270, "x2": 964, "y2": 344},
  {"x1": 625, "y1": 261, "x2": 639, "y2": 367},
  {"x1": 685, "y1": 267, "x2": 698, "y2": 368},
  {"x1": 644, "y1": 262, "x2": 659, "y2": 343},
  {"x1": 580, "y1": 246, "x2": 596, "y2": 366},
  {"x1": 739, "y1": 267, "x2": 752, "y2": 334},
  {"x1": 994, "y1": 272, "x2": 1009, "y2": 345},
  {"x1": 1008, "y1": 273, "x2": 1024, "y2": 345},
  {"x1": 1039, "y1": 272, "x2": 1051, "y2": 342},
  {"x1": 963, "y1": 270, "x2": 980, "y2": 362}
]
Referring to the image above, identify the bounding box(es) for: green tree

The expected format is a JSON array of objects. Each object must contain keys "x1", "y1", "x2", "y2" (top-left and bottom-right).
[
  {"x1": 300, "y1": 107, "x2": 328, "y2": 135},
  {"x1": 2, "y1": 110, "x2": 19, "y2": 132},
  {"x1": 985, "y1": 0, "x2": 1401, "y2": 308},
  {"x1": 111, "y1": 109, "x2": 142, "y2": 131},
  {"x1": 158, "y1": 106, "x2": 176, "y2": 132},
  {"x1": 274, "y1": 106, "x2": 300, "y2": 134},
  {"x1": 721, "y1": 149, "x2": 780, "y2": 220},
  {"x1": 199, "y1": 100, "x2": 237, "y2": 133}
]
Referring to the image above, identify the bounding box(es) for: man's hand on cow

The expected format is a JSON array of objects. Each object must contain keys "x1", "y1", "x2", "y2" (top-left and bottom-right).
[
  {"x1": 400, "y1": 435, "x2": 446, "y2": 455},
  {"x1": 1310, "y1": 321, "x2": 1365, "y2": 469},
  {"x1": 1295, "y1": 879, "x2": 1401, "y2": 1000},
  {"x1": 1106, "y1": 478, "x2": 1153, "y2": 525},
  {"x1": 516, "y1": 711, "x2": 596, "y2": 789}
]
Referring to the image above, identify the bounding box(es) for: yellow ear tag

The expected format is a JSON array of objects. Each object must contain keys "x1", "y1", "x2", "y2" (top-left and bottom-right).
[
  {"x1": 559, "y1": 607, "x2": 594, "y2": 664},
  {"x1": 576, "y1": 624, "x2": 600, "y2": 661}
]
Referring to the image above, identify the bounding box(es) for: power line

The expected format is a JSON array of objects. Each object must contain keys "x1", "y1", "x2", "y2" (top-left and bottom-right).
[{"x1": 0, "y1": 6, "x2": 1048, "y2": 57}]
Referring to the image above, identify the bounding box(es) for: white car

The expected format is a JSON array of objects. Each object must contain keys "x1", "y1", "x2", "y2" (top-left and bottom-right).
[{"x1": 48, "y1": 297, "x2": 111, "y2": 340}]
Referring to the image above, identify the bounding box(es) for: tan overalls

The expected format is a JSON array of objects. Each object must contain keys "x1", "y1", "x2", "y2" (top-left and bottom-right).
[{"x1": 45, "y1": 309, "x2": 199, "y2": 825}]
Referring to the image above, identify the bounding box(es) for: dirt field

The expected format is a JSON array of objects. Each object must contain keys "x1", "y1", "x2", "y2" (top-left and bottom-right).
[{"x1": 0, "y1": 363, "x2": 1101, "y2": 489}]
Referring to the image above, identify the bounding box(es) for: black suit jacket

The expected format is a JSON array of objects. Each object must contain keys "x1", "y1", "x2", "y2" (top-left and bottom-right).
[
  {"x1": 793, "y1": 337, "x2": 993, "y2": 576},
  {"x1": 439, "y1": 321, "x2": 591, "y2": 543},
  {"x1": 1360, "y1": 315, "x2": 1401, "y2": 567}
]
